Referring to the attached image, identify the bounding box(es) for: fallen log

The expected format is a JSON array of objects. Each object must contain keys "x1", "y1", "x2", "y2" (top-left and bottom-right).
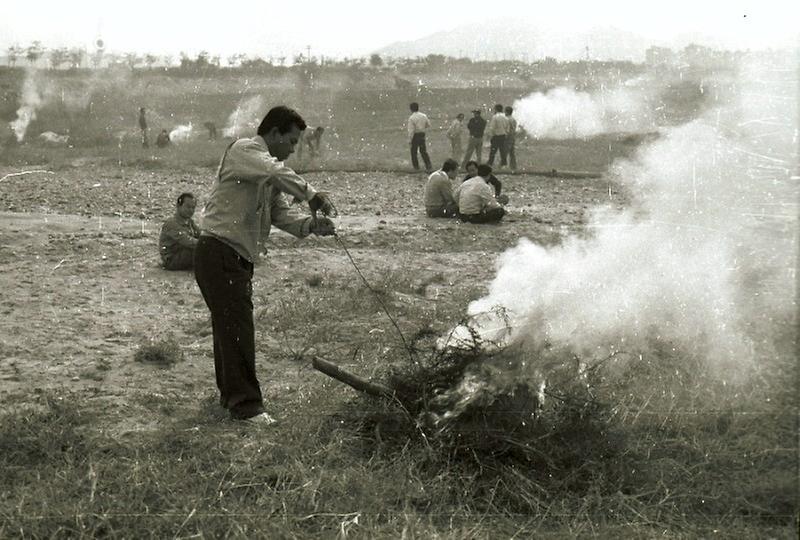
[{"x1": 312, "y1": 357, "x2": 395, "y2": 399}]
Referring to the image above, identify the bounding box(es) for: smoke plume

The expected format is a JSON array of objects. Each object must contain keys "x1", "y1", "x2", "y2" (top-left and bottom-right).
[
  {"x1": 513, "y1": 85, "x2": 656, "y2": 139},
  {"x1": 169, "y1": 124, "x2": 193, "y2": 143},
  {"x1": 9, "y1": 70, "x2": 43, "y2": 142},
  {"x1": 222, "y1": 95, "x2": 264, "y2": 138},
  {"x1": 458, "y1": 59, "x2": 796, "y2": 381}
]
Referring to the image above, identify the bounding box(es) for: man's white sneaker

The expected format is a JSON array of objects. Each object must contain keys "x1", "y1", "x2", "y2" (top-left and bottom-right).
[{"x1": 242, "y1": 412, "x2": 278, "y2": 425}]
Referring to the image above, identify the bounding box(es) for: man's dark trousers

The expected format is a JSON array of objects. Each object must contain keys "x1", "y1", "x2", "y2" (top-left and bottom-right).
[
  {"x1": 488, "y1": 135, "x2": 508, "y2": 167},
  {"x1": 194, "y1": 235, "x2": 264, "y2": 420},
  {"x1": 410, "y1": 132, "x2": 432, "y2": 171},
  {"x1": 459, "y1": 207, "x2": 506, "y2": 224},
  {"x1": 163, "y1": 248, "x2": 195, "y2": 271}
]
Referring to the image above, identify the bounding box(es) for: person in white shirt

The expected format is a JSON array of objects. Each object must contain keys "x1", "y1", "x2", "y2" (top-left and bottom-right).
[
  {"x1": 446, "y1": 113, "x2": 464, "y2": 161},
  {"x1": 454, "y1": 163, "x2": 506, "y2": 223},
  {"x1": 424, "y1": 159, "x2": 459, "y2": 218},
  {"x1": 505, "y1": 106, "x2": 518, "y2": 171},
  {"x1": 486, "y1": 103, "x2": 510, "y2": 168},
  {"x1": 407, "y1": 102, "x2": 432, "y2": 171}
]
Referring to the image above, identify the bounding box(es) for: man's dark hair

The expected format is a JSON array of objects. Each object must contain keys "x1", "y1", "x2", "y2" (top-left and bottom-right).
[
  {"x1": 441, "y1": 159, "x2": 459, "y2": 172},
  {"x1": 477, "y1": 164, "x2": 493, "y2": 177},
  {"x1": 505, "y1": 106, "x2": 513, "y2": 114},
  {"x1": 494, "y1": 103, "x2": 503, "y2": 113},
  {"x1": 464, "y1": 160, "x2": 479, "y2": 170},
  {"x1": 257, "y1": 105, "x2": 307, "y2": 136},
  {"x1": 177, "y1": 192, "x2": 195, "y2": 206},
  {"x1": 409, "y1": 102, "x2": 419, "y2": 112}
]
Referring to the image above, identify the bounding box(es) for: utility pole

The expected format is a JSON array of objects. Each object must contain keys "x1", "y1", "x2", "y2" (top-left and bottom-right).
[{"x1": 306, "y1": 44, "x2": 311, "y2": 63}]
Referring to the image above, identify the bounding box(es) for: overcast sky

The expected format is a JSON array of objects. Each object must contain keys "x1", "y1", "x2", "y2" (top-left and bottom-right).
[{"x1": 3, "y1": 0, "x2": 798, "y2": 58}]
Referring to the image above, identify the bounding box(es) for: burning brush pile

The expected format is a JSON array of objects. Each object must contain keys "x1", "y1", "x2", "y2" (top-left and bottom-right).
[{"x1": 314, "y1": 314, "x2": 626, "y2": 489}]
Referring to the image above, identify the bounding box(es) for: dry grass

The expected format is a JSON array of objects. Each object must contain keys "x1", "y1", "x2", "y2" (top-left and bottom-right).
[{"x1": 0, "y1": 66, "x2": 795, "y2": 538}]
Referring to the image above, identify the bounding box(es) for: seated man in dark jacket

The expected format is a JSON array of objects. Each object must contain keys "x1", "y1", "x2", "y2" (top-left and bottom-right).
[{"x1": 159, "y1": 192, "x2": 201, "y2": 270}]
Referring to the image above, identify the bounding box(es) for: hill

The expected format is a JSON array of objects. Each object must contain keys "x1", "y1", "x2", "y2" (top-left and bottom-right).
[{"x1": 375, "y1": 20, "x2": 651, "y2": 62}]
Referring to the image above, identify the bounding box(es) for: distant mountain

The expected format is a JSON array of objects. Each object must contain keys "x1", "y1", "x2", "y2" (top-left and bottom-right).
[{"x1": 375, "y1": 20, "x2": 653, "y2": 62}]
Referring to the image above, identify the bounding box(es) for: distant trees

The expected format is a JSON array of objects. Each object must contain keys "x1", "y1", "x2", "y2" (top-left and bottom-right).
[
  {"x1": 26, "y1": 41, "x2": 44, "y2": 66},
  {"x1": 369, "y1": 53, "x2": 383, "y2": 67},
  {"x1": 49, "y1": 47, "x2": 69, "y2": 69},
  {"x1": 68, "y1": 48, "x2": 84, "y2": 69},
  {"x1": 124, "y1": 52, "x2": 140, "y2": 70},
  {"x1": 144, "y1": 54, "x2": 158, "y2": 69},
  {"x1": 7, "y1": 45, "x2": 23, "y2": 67}
]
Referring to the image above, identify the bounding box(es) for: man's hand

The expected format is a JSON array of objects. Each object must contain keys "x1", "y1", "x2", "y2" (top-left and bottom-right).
[
  {"x1": 309, "y1": 216, "x2": 336, "y2": 237},
  {"x1": 309, "y1": 192, "x2": 338, "y2": 218}
]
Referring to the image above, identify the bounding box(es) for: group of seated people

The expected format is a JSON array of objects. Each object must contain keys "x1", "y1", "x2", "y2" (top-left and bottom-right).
[{"x1": 424, "y1": 159, "x2": 509, "y2": 223}]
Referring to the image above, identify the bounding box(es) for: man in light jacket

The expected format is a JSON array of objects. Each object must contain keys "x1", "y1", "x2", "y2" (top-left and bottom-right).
[{"x1": 195, "y1": 105, "x2": 337, "y2": 425}]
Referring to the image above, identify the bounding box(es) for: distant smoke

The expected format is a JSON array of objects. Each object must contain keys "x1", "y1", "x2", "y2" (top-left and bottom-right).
[
  {"x1": 513, "y1": 84, "x2": 656, "y2": 139},
  {"x1": 222, "y1": 95, "x2": 264, "y2": 138},
  {"x1": 169, "y1": 124, "x2": 193, "y2": 143},
  {"x1": 9, "y1": 70, "x2": 43, "y2": 142},
  {"x1": 454, "y1": 59, "x2": 796, "y2": 381}
]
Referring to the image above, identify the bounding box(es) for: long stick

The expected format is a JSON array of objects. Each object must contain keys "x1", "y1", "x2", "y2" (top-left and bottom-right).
[{"x1": 312, "y1": 357, "x2": 394, "y2": 399}]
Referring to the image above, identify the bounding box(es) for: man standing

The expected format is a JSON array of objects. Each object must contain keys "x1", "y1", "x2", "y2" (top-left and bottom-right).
[
  {"x1": 424, "y1": 158, "x2": 459, "y2": 218},
  {"x1": 446, "y1": 113, "x2": 464, "y2": 161},
  {"x1": 159, "y1": 192, "x2": 200, "y2": 270},
  {"x1": 407, "y1": 102, "x2": 432, "y2": 172},
  {"x1": 487, "y1": 104, "x2": 510, "y2": 168},
  {"x1": 194, "y1": 105, "x2": 337, "y2": 424},
  {"x1": 454, "y1": 164, "x2": 506, "y2": 224},
  {"x1": 138, "y1": 107, "x2": 148, "y2": 148},
  {"x1": 462, "y1": 109, "x2": 486, "y2": 168},
  {"x1": 505, "y1": 106, "x2": 518, "y2": 171}
]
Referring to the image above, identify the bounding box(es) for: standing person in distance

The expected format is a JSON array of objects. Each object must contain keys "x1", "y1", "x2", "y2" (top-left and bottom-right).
[
  {"x1": 486, "y1": 103, "x2": 510, "y2": 168},
  {"x1": 446, "y1": 113, "x2": 465, "y2": 161},
  {"x1": 407, "y1": 102, "x2": 432, "y2": 172},
  {"x1": 138, "y1": 107, "x2": 149, "y2": 148},
  {"x1": 505, "y1": 106, "x2": 518, "y2": 171},
  {"x1": 194, "y1": 105, "x2": 337, "y2": 425},
  {"x1": 462, "y1": 109, "x2": 486, "y2": 168}
]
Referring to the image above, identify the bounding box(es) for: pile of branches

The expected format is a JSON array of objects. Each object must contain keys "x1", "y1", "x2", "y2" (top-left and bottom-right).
[{"x1": 314, "y1": 326, "x2": 625, "y2": 481}]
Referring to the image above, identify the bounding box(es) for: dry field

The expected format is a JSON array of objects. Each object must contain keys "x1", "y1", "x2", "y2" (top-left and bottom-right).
[{"x1": 0, "y1": 64, "x2": 797, "y2": 538}]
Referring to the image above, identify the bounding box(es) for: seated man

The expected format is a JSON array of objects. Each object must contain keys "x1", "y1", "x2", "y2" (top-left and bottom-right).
[
  {"x1": 463, "y1": 160, "x2": 507, "y2": 204},
  {"x1": 463, "y1": 159, "x2": 504, "y2": 199},
  {"x1": 424, "y1": 158, "x2": 459, "y2": 218},
  {"x1": 454, "y1": 164, "x2": 506, "y2": 224},
  {"x1": 156, "y1": 129, "x2": 171, "y2": 148},
  {"x1": 159, "y1": 192, "x2": 201, "y2": 270}
]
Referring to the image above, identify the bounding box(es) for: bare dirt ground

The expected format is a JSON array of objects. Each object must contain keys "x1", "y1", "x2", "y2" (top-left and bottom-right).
[{"x1": 0, "y1": 165, "x2": 624, "y2": 435}]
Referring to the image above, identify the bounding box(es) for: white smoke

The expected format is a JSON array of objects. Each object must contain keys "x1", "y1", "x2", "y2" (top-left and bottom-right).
[
  {"x1": 456, "y1": 58, "x2": 797, "y2": 379},
  {"x1": 222, "y1": 95, "x2": 264, "y2": 138},
  {"x1": 513, "y1": 85, "x2": 656, "y2": 139},
  {"x1": 9, "y1": 70, "x2": 43, "y2": 142},
  {"x1": 169, "y1": 124, "x2": 193, "y2": 143}
]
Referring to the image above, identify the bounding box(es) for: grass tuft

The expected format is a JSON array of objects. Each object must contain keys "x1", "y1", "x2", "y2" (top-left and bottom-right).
[{"x1": 133, "y1": 334, "x2": 183, "y2": 366}]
